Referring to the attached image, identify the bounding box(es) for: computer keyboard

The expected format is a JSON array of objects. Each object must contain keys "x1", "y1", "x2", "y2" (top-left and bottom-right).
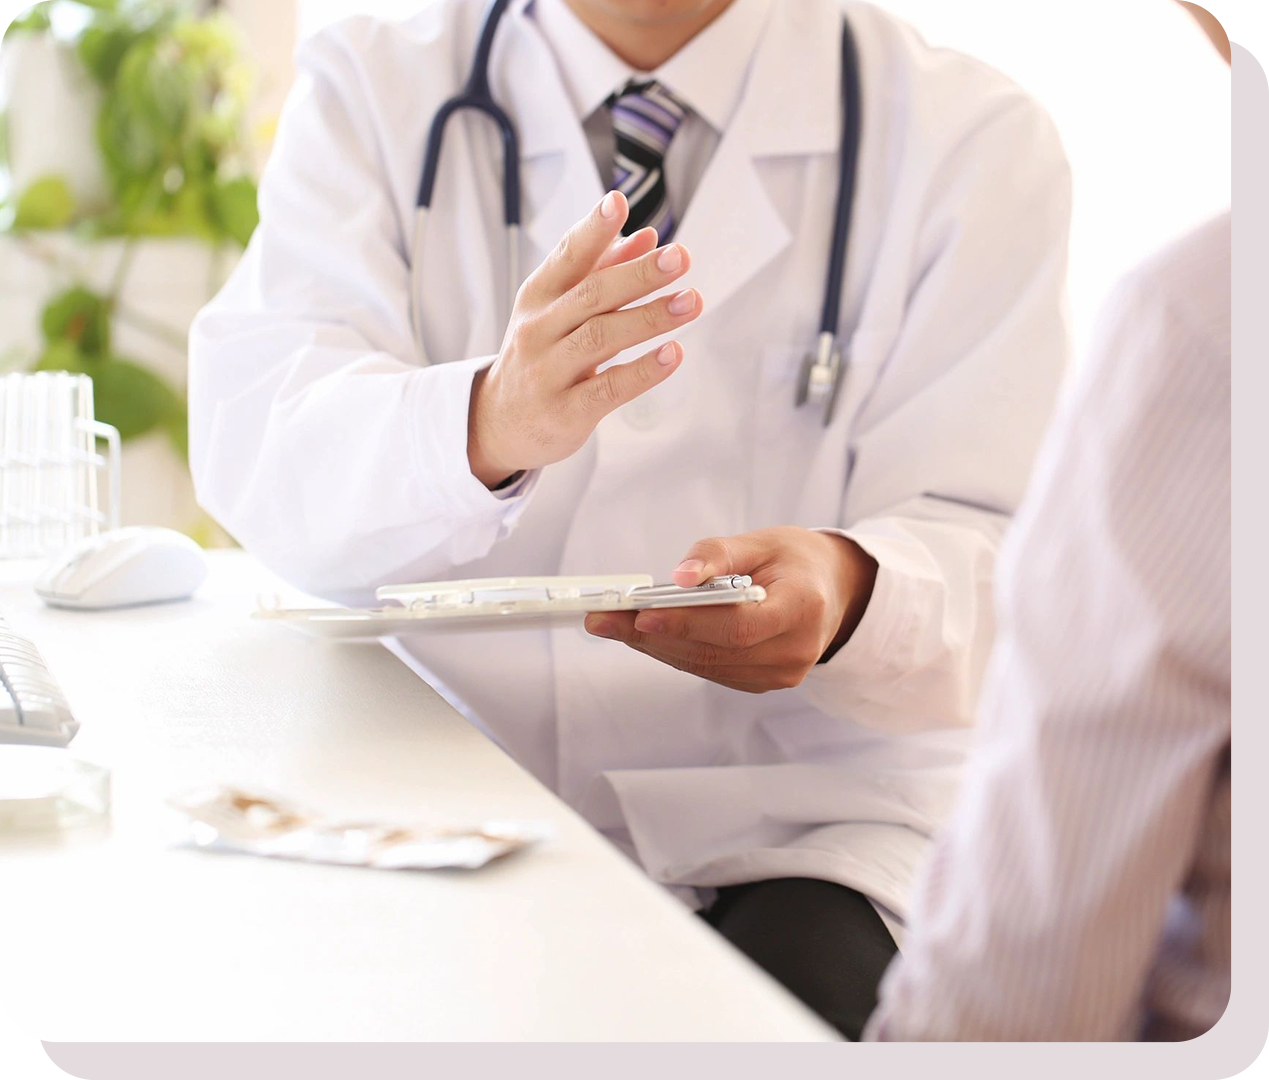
[{"x1": 0, "y1": 617, "x2": 79, "y2": 747}]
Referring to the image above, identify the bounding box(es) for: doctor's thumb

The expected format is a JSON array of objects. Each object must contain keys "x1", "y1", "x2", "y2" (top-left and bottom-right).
[{"x1": 673, "y1": 536, "x2": 739, "y2": 587}]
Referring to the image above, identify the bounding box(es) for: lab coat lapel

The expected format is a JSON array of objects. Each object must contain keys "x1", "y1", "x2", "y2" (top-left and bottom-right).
[
  {"x1": 520, "y1": 134, "x2": 604, "y2": 264},
  {"x1": 496, "y1": 11, "x2": 604, "y2": 263},
  {"x1": 670, "y1": 131, "x2": 790, "y2": 324},
  {"x1": 671, "y1": 0, "x2": 841, "y2": 321}
]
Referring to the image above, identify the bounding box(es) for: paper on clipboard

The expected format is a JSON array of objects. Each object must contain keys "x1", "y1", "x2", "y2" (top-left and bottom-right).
[{"x1": 254, "y1": 574, "x2": 767, "y2": 639}]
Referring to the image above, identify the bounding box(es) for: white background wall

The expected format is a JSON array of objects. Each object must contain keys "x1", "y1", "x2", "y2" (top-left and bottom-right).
[
  {"x1": 869, "y1": 0, "x2": 1231, "y2": 357},
  {"x1": 294, "y1": 0, "x2": 1232, "y2": 361}
]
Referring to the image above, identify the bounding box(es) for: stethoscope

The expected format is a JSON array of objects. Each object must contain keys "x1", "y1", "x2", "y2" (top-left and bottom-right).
[{"x1": 413, "y1": 0, "x2": 863, "y2": 426}]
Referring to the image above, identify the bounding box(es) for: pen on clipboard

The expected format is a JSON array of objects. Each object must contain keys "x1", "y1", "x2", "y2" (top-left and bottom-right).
[{"x1": 628, "y1": 575, "x2": 754, "y2": 599}]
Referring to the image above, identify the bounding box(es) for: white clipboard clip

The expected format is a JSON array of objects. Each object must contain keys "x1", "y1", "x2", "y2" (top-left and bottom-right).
[{"x1": 255, "y1": 574, "x2": 766, "y2": 639}]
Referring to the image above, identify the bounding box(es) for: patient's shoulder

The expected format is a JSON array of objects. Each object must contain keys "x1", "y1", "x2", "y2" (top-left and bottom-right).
[{"x1": 1115, "y1": 212, "x2": 1231, "y2": 354}]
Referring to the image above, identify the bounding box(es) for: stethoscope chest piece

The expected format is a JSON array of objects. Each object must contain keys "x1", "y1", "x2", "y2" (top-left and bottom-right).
[{"x1": 797, "y1": 331, "x2": 848, "y2": 427}]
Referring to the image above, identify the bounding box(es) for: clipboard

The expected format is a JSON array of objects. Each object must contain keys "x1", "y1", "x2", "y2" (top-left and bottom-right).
[{"x1": 255, "y1": 574, "x2": 766, "y2": 639}]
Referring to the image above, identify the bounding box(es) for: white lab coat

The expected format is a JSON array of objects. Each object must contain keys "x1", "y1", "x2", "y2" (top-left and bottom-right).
[{"x1": 189, "y1": 0, "x2": 1071, "y2": 924}]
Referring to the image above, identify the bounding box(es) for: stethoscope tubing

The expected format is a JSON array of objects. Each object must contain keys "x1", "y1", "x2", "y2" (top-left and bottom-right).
[
  {"x1": 417, "y1": 0, "x2": 521, "y2": 226},
  {"x1": 820, "y1": 17, "x2": 862, "y2": 339}
]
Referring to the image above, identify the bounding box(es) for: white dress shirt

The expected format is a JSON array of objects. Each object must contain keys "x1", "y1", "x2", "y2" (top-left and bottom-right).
[
  {"x1": 530, "y1": 0, "x2": 775, "y2": 223},
  {"x1": 866, "y1": 212, "x2": 1231, "y2": 1041}
]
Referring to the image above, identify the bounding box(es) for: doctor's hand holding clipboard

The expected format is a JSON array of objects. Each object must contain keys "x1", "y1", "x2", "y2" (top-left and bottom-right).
[{"x1": 585, "y1": 527, "x2": 878, "y2": 693}]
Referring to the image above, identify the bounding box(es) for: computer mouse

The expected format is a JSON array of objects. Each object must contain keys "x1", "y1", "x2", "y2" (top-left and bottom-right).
[{"x1": 35, "y1": 527, "x2": 208, "y2": 611}]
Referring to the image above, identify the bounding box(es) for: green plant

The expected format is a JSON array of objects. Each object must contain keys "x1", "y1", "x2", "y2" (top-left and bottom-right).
[
  {"x1": 1, "y1": 0, "x2": 259, "y2": 452},
  {"x1": 4, "y1": 5, "x2": 53, "y2": 35},
  {"x1": 33, "y1": 284, "x2": 185, "y2": 451}
]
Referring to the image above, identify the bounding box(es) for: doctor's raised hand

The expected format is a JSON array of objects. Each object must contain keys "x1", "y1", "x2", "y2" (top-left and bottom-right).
[
  {"x1": 467, "y1": 190, "x2": 703, "y2": 489},
  {"x1": 585, "y1": 528, "x2": 880, "y2": 693}
]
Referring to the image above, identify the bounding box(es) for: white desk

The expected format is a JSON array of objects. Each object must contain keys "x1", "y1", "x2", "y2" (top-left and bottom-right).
[{"x1": 0, "y1": 553, "x2": 834, "y2": 1042}]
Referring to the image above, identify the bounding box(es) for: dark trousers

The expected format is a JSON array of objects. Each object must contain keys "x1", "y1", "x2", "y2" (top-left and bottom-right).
[{"x1": 700, "y1": 877, "x2": 899, "y2": 1040}]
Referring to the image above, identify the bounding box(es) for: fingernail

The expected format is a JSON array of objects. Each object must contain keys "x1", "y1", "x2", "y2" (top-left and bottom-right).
[
  {"x1": 668, "y1": 289, "x2": 696, "y2": 316},
  {"x1": 657, "y1": 343, "x2": 678, "y2": 367},
  {"x1": 675, "y1": 559, "x2": 705, "y2": 577},
  {"x1": 634, "y1": 613, "x2": 665, "y2": 634},
  {"x1": 588, "y1": 619, "x2": 615, "y2": 638},
  {"x1": 600, "y1": 192, "x2": 620, "y2": 219},
  {"x1": 656, "y1": 245, "x2": 683, "y2": 273}
]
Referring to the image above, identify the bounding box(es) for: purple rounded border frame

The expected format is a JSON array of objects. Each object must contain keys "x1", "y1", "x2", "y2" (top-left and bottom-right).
[{"x1": 37, "y1": 38, "x2": 1258, "y2": 1080}]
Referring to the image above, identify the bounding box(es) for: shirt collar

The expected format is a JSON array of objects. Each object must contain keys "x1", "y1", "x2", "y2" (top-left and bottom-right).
[
  {"x1": 529, "y1": 0, "x2": 632, "y2": 120},
  {"x1": 528, "y1": 0, "x2": 776, "y2": 133}
]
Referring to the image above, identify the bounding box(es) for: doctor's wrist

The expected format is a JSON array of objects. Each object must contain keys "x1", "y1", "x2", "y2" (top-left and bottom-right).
[
  {"x1": 820, "y1": 535, "x2": 879, "y2": 664},
  {"x1": 467, "y1": 369, "x2": 521, "y2": 489}
]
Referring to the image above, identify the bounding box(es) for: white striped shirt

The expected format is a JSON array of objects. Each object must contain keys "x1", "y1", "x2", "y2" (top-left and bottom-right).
[{"x1": 865, "y1": 213, "x2": 1231, "y2": 1042}]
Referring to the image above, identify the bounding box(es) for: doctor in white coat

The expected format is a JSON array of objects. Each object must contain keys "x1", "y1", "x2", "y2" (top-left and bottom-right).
[{"x1": 190, "y1": 0, "x2": 1071, "y2": 1038}]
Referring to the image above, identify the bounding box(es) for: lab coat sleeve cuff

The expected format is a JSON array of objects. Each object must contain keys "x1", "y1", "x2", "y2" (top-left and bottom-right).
[
  {"x1": 408, "y1": 355, "x2": 541, "y2": 528},
  {"x1": 816, "y1": 528, "x2": 918, "y2": 680},
  {"x1": 798, "y1": 527, "x2": 929, "y2": 725}
]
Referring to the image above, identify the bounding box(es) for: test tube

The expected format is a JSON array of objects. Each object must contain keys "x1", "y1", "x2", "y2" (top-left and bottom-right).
[
  {"x1": 73, "y1": 374, "x2": 91, "y2": 544},
  {"x1": 0, "y1": 373, "x2": 115, "y2": 558}
]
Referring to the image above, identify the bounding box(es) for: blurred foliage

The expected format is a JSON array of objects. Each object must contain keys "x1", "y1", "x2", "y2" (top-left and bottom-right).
[
  {"x1": 34, "y1": 284, "x2": 186, "y2": 453},
  {"x1": 4, "y1": 0, "x2": 259, "y2": 244},
  {"x1": 41, "y1": 282, "x2": 111, "y2": 351},
  {"x1": 13, "y1": 173, "x2": 76, "y2": 227},
  {"x1": 4, "y1": 6, "x2": 53, "y2": 34},
  {"x1": 1, "y1": 0, "x2": 260, "y2": 450}
]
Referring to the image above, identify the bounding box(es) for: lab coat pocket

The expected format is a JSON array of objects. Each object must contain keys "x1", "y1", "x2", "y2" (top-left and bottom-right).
[{"x1": 748, "y1": 331, "x2": 892, "y2": 529}]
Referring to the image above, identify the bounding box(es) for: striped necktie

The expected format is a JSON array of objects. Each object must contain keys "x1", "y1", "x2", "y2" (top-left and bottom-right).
[{"x1": 608, "y1": 80, "x2": 687, "y2": 242}]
